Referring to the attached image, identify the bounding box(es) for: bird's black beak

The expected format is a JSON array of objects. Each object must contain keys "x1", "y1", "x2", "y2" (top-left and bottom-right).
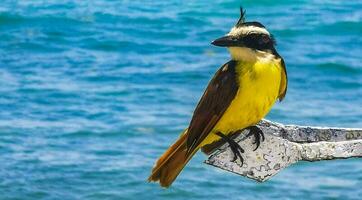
[{"x1": 211, "y1": 35, "x2": 240, "y2": 47}]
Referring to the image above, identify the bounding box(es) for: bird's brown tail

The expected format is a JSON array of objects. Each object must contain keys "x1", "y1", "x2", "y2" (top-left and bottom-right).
[{"x1": 148, "y1": 130, "x2": 197, "y2": 187}]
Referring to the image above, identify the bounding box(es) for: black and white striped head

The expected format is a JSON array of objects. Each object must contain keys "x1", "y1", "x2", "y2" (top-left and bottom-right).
[{"x1": 212, "y1": 8, "x2": 278, "y2": 60}]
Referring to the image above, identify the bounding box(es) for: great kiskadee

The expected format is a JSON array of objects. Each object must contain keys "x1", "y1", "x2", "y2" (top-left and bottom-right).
[{"x1": 148, "y1": 7, "x2": 287, "y2": 187}]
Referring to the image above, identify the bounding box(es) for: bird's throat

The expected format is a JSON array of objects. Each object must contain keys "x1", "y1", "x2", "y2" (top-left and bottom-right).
[
  {"x1": 228, "y1": 47, "x2": 257, "y2": 62},
  {"x1": 228, "y1": 47, "x2": 275, "y2": 64}
]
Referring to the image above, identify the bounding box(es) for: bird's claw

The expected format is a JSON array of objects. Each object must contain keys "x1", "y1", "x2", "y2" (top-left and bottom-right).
[
  {"x1": 246, "y1": 126, "x2": 265, "y2": 151},
  {"x1": 215, "y1": 131, "x2": 245, "y2": 165}
]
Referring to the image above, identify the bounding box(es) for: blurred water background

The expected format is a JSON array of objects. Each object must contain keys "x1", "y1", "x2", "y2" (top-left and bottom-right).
[{"x1": 0, "y1": 0, "x2": 361, "y2": 199}]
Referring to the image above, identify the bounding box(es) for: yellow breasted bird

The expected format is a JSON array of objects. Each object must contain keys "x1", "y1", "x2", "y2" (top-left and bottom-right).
[{"x1": 148, "y1": 7, "x2": 288, "y2": 187}]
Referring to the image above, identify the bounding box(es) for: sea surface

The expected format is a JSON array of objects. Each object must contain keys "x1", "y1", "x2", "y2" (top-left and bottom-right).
[{"x1": 0, "y1": 0, "x2": 361, "y2": 199}]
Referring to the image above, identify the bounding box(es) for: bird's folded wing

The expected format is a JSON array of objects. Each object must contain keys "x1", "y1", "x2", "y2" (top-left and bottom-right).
[
  {"x1": 277, "y1": 57, "x2": 287, "y2": 101},
  {"x1": 186, "y1": 60, "x2": 239, "y2": 155}
]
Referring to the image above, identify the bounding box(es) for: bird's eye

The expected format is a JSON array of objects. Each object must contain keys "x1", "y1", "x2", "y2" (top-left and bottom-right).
[{"x1": 260, "y1": 35, "x2": 270, "y2": 44}]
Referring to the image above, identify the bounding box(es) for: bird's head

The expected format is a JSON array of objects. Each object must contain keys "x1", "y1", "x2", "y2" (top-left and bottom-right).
[{"x1": 212, "y1": 7, "x2": 278, "y2": 61}]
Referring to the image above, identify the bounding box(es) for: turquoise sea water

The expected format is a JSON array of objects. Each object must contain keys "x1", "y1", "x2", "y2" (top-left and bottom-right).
[{"x1": 0, "y1": 0, "x2": 361, "y2": 199}]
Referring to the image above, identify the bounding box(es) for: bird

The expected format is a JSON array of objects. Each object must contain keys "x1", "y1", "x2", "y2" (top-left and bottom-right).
[{"x1": 148, "y1": 7, "x2": 287, "y2": 187}]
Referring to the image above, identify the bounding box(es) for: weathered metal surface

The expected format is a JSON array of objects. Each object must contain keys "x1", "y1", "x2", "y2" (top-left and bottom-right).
[{"x1": 205, "y1": 119, "x2": 362, "y2": 182}]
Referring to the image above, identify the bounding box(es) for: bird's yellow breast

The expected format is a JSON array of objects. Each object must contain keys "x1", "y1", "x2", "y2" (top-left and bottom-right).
[{"x1": 200, "y1": 57, "x2": 282, "y2": 146}]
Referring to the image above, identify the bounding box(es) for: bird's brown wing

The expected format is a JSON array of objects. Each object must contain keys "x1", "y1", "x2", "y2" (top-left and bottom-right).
[
  {"x1": 278, "y1": 57, "x2": 288, "y2": 101},
  {"x1": 186, "y1": 60, "x2": 239, "y2": 156}
]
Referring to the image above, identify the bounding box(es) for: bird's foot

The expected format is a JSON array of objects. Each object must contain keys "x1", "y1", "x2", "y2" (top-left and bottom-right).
[
  {"x1": 215, "y1": 131, "x2": 244, "y2": 165},
  {"x1": 245, "y1": 125, "x2": 265, "y2": 151}
]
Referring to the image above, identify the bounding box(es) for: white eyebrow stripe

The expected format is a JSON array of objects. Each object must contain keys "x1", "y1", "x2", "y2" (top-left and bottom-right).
[{"x1": 228, "y1": 26, "x2": 270, "y2": 36}]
